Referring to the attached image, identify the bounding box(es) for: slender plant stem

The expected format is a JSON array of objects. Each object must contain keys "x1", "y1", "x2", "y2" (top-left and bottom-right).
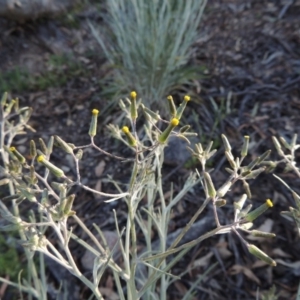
[{"x1": 156, "y1": 150, "x2": 167, "y2": 300}]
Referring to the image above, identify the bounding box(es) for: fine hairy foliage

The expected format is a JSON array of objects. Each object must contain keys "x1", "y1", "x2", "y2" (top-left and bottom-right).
[
  {"x1": 0, "y1": 91, "x2": 285, "y2": 300},
  {"x1": 89, "y1": 0, "x2": 207, "y2": 108}
]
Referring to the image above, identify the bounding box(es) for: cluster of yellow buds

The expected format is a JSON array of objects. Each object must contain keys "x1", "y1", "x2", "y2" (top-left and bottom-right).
[{"x1": 89, "y1": 92, "x2": 191, "y2": 147}]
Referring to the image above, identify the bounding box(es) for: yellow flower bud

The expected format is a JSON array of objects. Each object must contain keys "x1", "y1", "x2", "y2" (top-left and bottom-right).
[
  {"x1": 37, "y1": 156, "x2": 64, "y2": 178},
  {"x1": 9, "y1": 146, "x2": 26, "y2": 164},
  {"x1": 158, "y1": 118, "x2": 179, "y2": 144},
  {"x1": 130, "y1": 91, "x2": 138, "y2": 120},
  {"x1": 92, "y1": 109, "x2": 99, "y2": 115},
  {"x1": 122, "y1": 126, "x2": 129, "y2": 134},
  {"x1": 266, "y1": 199, "x2": 273, "y2": 207},
  {"x1": 176, "y1": 96, "x2": 190, "y2": 120},
  {"x1": 244, "y1": 199, "x2": 273, "y2": 222},
  {"x1": 89, "y1": 109, "x2": 99, "y2": 137},
  {"x1": 171, "y1": 118, "x2": 179, "y2": 126},
  {"x1": 37, "y1": 155, "x2": 45, "y2": 163},
  {"x1": 122, "y1": 126, "x2": 137, "y2": 147},
  {"x1": 130, "y1": 91, "x2": 137, "y2": 100}
]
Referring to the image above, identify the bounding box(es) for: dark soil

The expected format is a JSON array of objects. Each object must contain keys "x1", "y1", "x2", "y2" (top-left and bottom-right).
[{"x1": 0, "y1": 0, "x2": 300, "y2": 299}]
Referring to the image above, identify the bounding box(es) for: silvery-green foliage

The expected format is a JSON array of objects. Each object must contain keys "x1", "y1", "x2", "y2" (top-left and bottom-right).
[
  {"x1": 0, "y1": 92, "x2": 280, "y2": 300},
  {"x1": 89, "y1": 0, "x2": 207, "y2": 108}
]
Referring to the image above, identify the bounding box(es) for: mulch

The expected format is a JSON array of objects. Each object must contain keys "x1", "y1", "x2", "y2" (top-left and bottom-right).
[{"x1": 0, "y1": 0, "x2": 300, "y2": 299}]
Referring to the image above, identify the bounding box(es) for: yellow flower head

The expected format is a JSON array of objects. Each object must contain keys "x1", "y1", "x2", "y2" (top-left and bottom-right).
[
  {"x1": 122, "y1": 126, "x2": 130, "y2": 134},
  {"x1": 184, "y1": 95, "x2": 191, "y2": 102},
  {"x1": 266, "y1": 199, "x2": 273, "y2": 207},
  {"x1": 167, "y1": 95, "x2": 173, "y2": 101},
  {"x1": 130, "y1": 91, "x2": 137, "y2": 100},
  {"x1": 122, "y1": 126, "x2": 136, "y2": 146},
  {"x1": 10, "y1": 146, "x2": 16, "y2": 152},
  {"x1": 170, "y1": 118, "x2": 179, "y2": 126},
  {"x1": 92, "y1": 109, "x2": 99, "y2": 115},
  {"x1": 37, "y1": 155, "x2": 45, "y2": 163}
]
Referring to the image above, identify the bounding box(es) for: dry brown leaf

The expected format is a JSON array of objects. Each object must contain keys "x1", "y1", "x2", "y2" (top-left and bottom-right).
[
  {"x1": 95, "y1": 160, "x2": 106, "y2": 176},
  {"x1": 229, "y1": 265, "x2": 261, "y2": 285},
  {"x1": 192, "y1": 251, "x2": 213, "y2": 268},
  {"x1": 216, "y1": 242, "x2": 232, "y2": 260},
  {"x1": 257, "y1": 218, "x2": 274, "y2": 232}
]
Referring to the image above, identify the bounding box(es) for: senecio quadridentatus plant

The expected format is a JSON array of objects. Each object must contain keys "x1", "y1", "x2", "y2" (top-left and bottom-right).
[{"x1": 0, "y1": 91, "x2": 280, "y2": 300}]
